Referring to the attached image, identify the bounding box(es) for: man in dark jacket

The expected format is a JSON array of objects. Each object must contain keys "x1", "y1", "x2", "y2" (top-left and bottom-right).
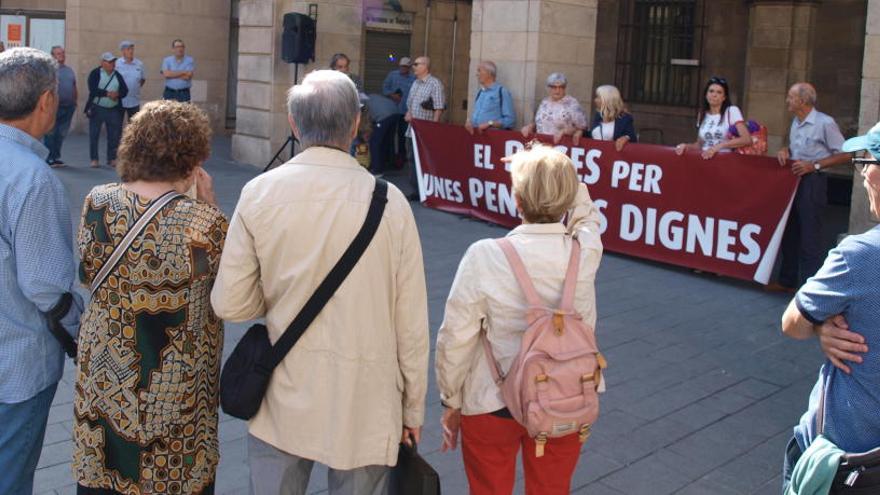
[{"x1": 86, "y1": 52, "x2": 128, "y2": 167}]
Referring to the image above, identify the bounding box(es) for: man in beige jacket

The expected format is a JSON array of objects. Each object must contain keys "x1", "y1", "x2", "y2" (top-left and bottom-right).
[{"x1": 211, "y1": 69, "x2": 429, "y2": 494}]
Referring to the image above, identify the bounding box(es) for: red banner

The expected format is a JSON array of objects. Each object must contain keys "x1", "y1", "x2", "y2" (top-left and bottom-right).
[{"x1": 410, "y1": 121, "x2": 799, "y2": 283}]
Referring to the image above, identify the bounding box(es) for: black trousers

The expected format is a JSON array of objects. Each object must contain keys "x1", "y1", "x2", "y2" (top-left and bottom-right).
[{"x1": 779, "y1": 173, "x2": 828, "y2": 288}]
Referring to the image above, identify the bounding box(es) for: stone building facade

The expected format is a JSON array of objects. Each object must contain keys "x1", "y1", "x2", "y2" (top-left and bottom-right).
[{"x1": 1, "y1": 0, "x2": 876, "y2": 231}]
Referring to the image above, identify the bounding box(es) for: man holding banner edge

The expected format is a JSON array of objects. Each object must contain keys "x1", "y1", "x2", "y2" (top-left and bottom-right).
[{"x1": 769, "y1": 83, "x2": 852, "y2": 292}]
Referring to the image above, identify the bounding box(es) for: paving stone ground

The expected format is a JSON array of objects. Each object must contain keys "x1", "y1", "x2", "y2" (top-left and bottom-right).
[{"x1": 34, "y1": 133, "x2": 848, "y2": 494}]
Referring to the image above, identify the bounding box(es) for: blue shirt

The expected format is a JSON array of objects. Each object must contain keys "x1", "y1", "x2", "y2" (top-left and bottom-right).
[
  {"x1": 789, "y1": 108, "x2": 845, "y2": 162},
  {"x1": 0, "y1": 123, "x2": 82, "y2": 403},
  {"x1": 161, "y1": 55, "x2": 195, "y2": 90},
  {"x1": 470, "y1": 82, "x2": 515, "y2": 129},
  {"x1": 382, "y1": 69, "x2": 415, "y2": 113},
  {"x1": 794, "y1": 225, "x2": 880, "y2": 453}
]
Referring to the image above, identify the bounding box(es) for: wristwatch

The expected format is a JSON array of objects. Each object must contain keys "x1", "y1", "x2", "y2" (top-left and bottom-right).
[
  {"x1": 488, "y1": 120, "x2": 495, "y2": 128},
  {"x1": 813, "y1": 162, "x2": 822, "y2": 172}
]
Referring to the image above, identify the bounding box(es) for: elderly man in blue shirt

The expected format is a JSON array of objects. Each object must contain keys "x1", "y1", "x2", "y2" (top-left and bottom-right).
[
  {"x1": 0, "y1": 47, "x2": 83, "y2": 494},
  {"x1": 769, "y1": 83, "x2": 852, "y2": 292},
  {"x1": 465, "y1": 60, "x2": 516, "y2": 135},
  {"x1": 382, "y1": 57, "x2": 415, "y2": 165},
  {"x1": 780, "y1": 121, "x2": 880, "y2": 493}
]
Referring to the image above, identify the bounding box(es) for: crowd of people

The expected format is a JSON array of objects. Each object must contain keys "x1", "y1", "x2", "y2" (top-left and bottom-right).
[
  {"x1": 0, "y1": 37, "x2": 877, "y2": 495},
  {"x1": 36, "y1": 38, "x2": 194, "y2": 169}
]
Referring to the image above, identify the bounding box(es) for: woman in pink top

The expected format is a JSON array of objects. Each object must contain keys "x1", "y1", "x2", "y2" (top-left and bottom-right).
[{"x1": 435, "y1": 145, "x2": 604, "y2": 494}]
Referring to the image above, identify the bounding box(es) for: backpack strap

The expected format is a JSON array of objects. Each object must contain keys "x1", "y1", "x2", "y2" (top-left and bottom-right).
[
  {"x1": 495, "y1": 238, "x2": 543, "y2": 308},
  {"x1": 559, "y1": 237, "x2": 582, "y2": 311}
]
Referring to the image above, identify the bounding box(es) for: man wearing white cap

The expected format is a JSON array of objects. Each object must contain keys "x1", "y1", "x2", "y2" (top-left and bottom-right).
[
  {"x1": 115, "y1": 40, "x2": 146, "y2": 120},
  {"x1": 382, "y1": 56, "x2": 415, "y2": 166},
  {"x1": 780, "y1": 121, "x2": 880, "y2": 493},
  {"x1": 85, "y1": 52, "x2": 128, "y2": 167}
]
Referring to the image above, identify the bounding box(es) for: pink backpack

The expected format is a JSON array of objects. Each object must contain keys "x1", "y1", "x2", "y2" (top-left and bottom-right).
[{"x1": 482, "y1": 237, "x2": 607, "y2": 457}]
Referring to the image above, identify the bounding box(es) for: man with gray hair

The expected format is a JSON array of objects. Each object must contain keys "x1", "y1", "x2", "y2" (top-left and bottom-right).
[
  {"x1": 768, "y1": 82, "x2": 852, "y2": 292},
  {"x1": 43, "y1": 45, "x2": 76, "y2": 166},
  {"x1": 212, "y1": 69, "x2": 429, "y2": 494},
  {"x1": 0, "y1": 47, "x2": 83, "y2": 494},
  {"x1": 465, "y1": 60, "x2": 516, "y2": 134}
]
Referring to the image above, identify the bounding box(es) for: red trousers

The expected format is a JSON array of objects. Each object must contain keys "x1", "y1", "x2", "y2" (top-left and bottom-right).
[{"x1": 460, "y1": 413, "x2": 582, "y2": 495}]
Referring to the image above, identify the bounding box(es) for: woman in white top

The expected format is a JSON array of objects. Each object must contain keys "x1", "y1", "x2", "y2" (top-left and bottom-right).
[
  {"x1": 521, "y1": 73, "x2": 588, "y2": 144},
  {"x1": 435, "y1": 145, "x2": 603, "y2": 495},
  {"x1": 675, "y1": 76, "x2": 752, "y2": 159},
  {"x1": 588, "y1": 84, "x2": 637, "y2": 150}
]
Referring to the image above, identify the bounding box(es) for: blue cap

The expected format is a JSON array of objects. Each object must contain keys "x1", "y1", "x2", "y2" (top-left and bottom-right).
[{"x1": 842, "y1": 121, "x2": 880, "y2": 157}]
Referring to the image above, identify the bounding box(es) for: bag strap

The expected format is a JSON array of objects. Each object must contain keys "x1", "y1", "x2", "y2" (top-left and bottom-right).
[
  {"x1": 45, "y1": 292, "x2": 78, "y2": 359},
  {"x1": 559, "y1": 237, "x2": 582, "y2": 312},
  {"x1": 92, "y1": 71, "x2": 116, "y2": 105},
  {"x1": 263, "y1": 179, "x2": 389, "y2": 370},
  {"x1": 90, "y1": 190, "x2": 183, "y2": 296},
  {"x1": 495, "y1": 238, "x2": 543, "y2": 308}
]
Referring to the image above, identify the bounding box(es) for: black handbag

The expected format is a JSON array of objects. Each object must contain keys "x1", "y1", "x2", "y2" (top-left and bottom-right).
[
  {"x1": 390, "y1": 442, "x2": 441, "y2": 495},
  {"x1": 816, "y1": 369, "x2": 880, "y2": 493},
  {"x1": 219, "y1": 179, "x2": 389, "y2": 420},
  {"x1": 420, "y1": 96, "x2": 435, "y2": 111}
]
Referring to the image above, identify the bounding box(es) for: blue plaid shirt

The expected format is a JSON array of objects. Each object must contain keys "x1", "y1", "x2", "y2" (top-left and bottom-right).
[
  {"x1": 794, "y1": 225, "x2": 880, "y2": 453},
  {"x1": 0, "y1": 123, "x2": 82, "y2": 403},
  {"x1": 382, "y1": 69, "x2": 415, "y2": 113}
]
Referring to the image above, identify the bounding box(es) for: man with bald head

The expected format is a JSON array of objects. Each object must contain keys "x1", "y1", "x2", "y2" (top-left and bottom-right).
[{"x1": 770, "y1": 83, "x2": 851, "y2": 291}]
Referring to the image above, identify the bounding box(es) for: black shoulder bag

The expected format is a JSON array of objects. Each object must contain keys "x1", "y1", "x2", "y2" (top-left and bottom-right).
[
  {"x1": 220, "y1": 179, "x2": 389, "y2": 420},
  {"x1": 814, "y1": 369, "x2": 880, "y2": 493}
]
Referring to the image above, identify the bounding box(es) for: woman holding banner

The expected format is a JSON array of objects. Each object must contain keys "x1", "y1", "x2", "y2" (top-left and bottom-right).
[
  {"x1": 675, "y1": 76, "x2": 752, "y2": 159},
  {"x1": 521, "y1": 73, "x2": 588, "y2": 145},
  {"x1": 589, "y1": 84, "x2": 637, "y2": 151},
  {"x1": 435, "y1": 145, "x2": 604, "y2": 495}
]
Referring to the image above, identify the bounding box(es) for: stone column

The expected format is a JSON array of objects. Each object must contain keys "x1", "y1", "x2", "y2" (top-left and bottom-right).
[
  {"x1": 850, "y1": 0, "x2": 880, "y2": 234},
  {"x1": 468, "y1": 0, "x2": 597, "y2": 130},
  {"x1": 232, "y1": 0, "x2": 363, "y2": 167},
  {"x1": 743, "y1": 0, "x2": 819, "y2": 153}
]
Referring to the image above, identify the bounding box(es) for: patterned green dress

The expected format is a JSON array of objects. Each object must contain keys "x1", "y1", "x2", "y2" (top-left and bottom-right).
[{"x1": 73, "y1": 184, "x2": 227, "y2": 495}]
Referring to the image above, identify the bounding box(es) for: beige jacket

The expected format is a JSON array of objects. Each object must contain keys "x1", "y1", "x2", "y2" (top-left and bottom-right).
[
  {"x1": 211, "y1": 147, "x2": 429, "y2": 469},
  {"x1": 435, "y1": 186, "x2": 603, "y2": 415}
]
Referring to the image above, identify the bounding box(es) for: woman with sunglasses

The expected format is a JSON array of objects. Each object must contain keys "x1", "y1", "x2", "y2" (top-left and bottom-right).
[
  {"x1": 675, "y1": 76, "x2": 752, "y2": 159},
  {"x1": 521, "y1": 73, "x2": 588, "y2": 145}
]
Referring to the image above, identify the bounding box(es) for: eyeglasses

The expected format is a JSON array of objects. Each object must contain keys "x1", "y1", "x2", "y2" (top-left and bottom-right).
[
  {"x1": 412, "y1": 62, "x2": 424, "y2": 66},
  {"x1": 853, "y1": 157, "x2": 880, "y2": 173},
  {"x1": 548, "y1": 84, "x2": 566, "y2": 89},
  {"x1": 708, "y1": 76, "x2": 727, "y2": 85}
]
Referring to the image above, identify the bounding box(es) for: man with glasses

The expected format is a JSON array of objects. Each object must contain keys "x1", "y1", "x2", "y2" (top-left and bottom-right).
[
  {"x1": 779, "y1": 122, "x2": 880, "y2": 492},
  {"x1": 769, "y1": 82, "x2": 851, "y2": 292},
  {"x1": 161, "y1": 39, "x2": 194, "y2": 102},
  {"x1": 404, "y1": 56, "x2": 445, "y2": 200}
]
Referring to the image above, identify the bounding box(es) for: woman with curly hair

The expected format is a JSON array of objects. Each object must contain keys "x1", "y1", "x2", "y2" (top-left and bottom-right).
[{"x1": 72, "y1": 100, "x2": 227, "y2": 495}]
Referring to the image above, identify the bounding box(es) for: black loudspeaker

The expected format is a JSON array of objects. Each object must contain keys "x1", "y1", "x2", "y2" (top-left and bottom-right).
[{"x1": 282, "y1": 13, "x2": 316, "y2": 64}]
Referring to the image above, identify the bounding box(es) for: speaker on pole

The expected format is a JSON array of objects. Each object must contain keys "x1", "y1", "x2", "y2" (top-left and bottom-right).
[{"x1": 282, "y1": 13, "x2": 316, "y2": 64}]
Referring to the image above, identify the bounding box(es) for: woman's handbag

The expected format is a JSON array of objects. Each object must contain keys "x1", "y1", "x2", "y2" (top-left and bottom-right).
[
  {"x1": 390, "y1": 442, "x2": 441, "y2": 495},
  {"x1": 219, "y1": 179, "x2": 389, "y2": 420},
  {"x1": 816, "y1": 370, "x2": 880, "y2": 493}
]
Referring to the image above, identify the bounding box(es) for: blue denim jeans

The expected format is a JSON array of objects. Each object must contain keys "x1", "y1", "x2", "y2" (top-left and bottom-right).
[
  {"x1": 89, "y1": 106, "x2": 123, "y2": 162},
  {"x1": 44, "y1": 104, "x2": 76, "y2": 161},
  {"x1": 163, "y1": 87, "x2": 191, "y2": 102},
  {"x1": 0, "y1": 383, "x2": 58, "y2": 494}
]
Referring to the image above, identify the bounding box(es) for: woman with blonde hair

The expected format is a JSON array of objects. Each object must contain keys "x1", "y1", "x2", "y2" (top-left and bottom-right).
[
  {"x1": 73, "y1": 100, "x2": 227, "y2": 495},
  {"x1": 589, "y1": 84, "x2": 637, "y2": 150},
  {"x1": 435, "y1": 145, "x2": 604, "y2": 494}
]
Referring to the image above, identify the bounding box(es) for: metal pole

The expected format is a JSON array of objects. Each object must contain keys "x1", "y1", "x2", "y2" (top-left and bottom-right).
[
  {"x1": 449, "y1": 0, "x2": 458, "y2": 118},
  {"x1": 424, "y1": 0, "x2": 431, "y2": 56}
]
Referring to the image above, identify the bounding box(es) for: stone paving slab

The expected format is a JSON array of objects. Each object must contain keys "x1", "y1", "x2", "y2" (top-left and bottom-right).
[{"x1": 32, "y1": 134, "x2": 842, "y2": 494}]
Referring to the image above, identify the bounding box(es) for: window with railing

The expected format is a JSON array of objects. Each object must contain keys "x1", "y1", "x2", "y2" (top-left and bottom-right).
[{"x1": 615, "y1": 0, "x2": 705, "y2": 107}]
